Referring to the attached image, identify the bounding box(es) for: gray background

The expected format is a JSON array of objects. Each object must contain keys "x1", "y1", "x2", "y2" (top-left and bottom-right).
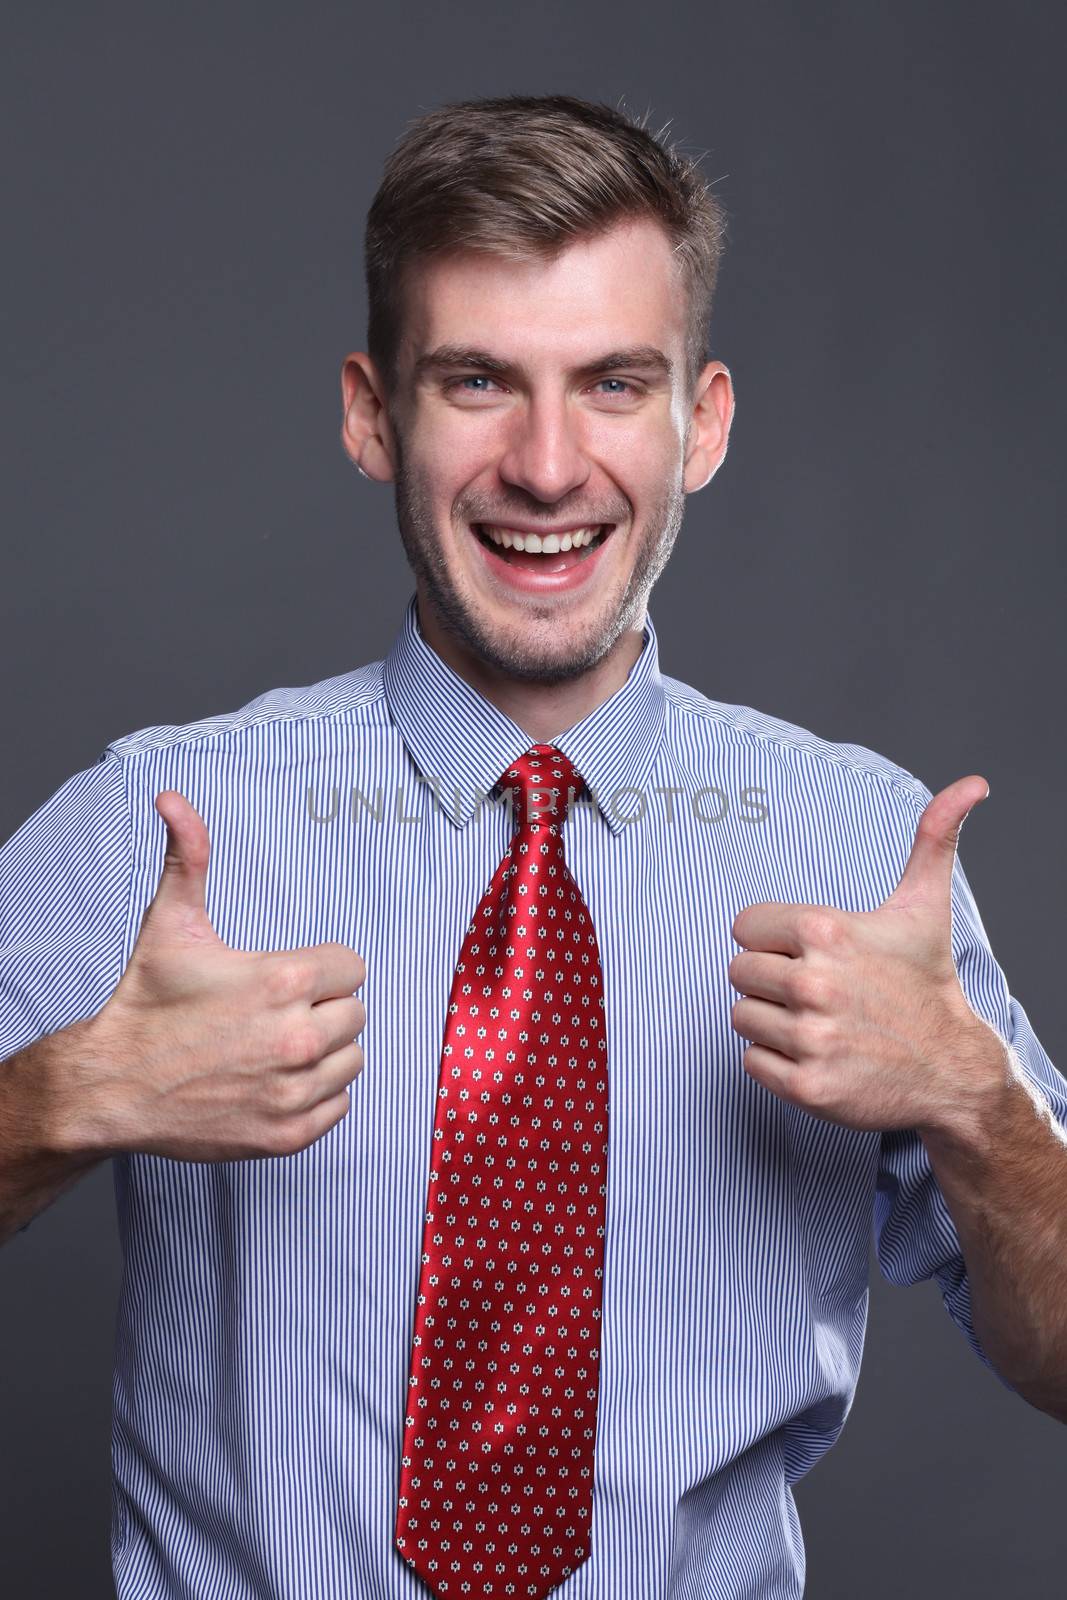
[{"x1": 2, "y1": 0, "x2": 1064, "y2": 1593}]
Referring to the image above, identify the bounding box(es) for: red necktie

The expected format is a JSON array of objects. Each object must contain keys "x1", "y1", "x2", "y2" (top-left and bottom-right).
[{"x1": 396, "y1": 743, "x2": 609, "y2": 1598}]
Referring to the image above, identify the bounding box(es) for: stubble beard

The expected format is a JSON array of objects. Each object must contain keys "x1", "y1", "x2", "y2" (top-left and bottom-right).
[{"x1": 391, "y1": 434, "x2": 685, "y2": 686}]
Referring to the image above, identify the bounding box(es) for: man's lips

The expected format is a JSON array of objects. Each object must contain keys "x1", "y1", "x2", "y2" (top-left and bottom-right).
[
  {"x1": 471, "y1": 522, "x2": 613, "y2": 554},
  {"x1": 468, "y1": 520, "x2": 617, "y2": 585}
]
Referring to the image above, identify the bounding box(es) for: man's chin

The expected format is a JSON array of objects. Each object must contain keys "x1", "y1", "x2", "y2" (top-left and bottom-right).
[{"x1": 454, "y1": 598, "x2": 627, "y2": 686}]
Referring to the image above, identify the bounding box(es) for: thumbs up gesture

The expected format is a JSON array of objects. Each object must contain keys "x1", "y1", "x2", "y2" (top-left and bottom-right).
[
  {"x1": 78, "y1": 790, "x2": 367, "y2": 1162},
  {"x1": 728, "y1": 775, "x2": 1007, "y2": 1135}
]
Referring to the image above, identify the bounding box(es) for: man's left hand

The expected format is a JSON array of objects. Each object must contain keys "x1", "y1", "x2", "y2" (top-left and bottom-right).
[{"x1": 728, "y1": 775, "x2": 1008, "y2": 1135}]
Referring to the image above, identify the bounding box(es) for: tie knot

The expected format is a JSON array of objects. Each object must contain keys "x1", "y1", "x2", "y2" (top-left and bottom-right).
[{"x1": 497, "y1": 743, "x2": 586, "y2": 831}]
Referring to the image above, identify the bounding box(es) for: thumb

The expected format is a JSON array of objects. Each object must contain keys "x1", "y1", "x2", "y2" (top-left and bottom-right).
[
  {"x1": 883, "y1": 773, "x2": 989, "y2": 913},
  {"x1": 143, "y1": 790, "x2": 214, "y2": 933}
]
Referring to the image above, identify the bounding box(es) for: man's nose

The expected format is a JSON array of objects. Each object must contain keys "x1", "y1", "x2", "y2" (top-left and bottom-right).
[{"x1": 497, "y1": 398, "x2": 591, "y2": 503}]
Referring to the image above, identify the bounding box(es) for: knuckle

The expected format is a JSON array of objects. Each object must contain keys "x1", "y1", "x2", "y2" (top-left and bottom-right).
[
  {"x1": 795, "y1": 1015, "x2": 832, "y2": 1059},
  {"x1": 801, "y1": 1067, "x2": 835, "y2": 1112},
  {"x1": 266, "y1": 958, "x2": 312, "y2": 1006},
  {"x1": 277, "y1": 1018, "x2": 324, "y2": 1067},
  {"x1": 267, "y1": 1072, "x2": 308, "y2": 1117},
  {"x1": 273, "y1": 1117, "x2": 312, "y2": 1157},
  {"x1": 799, "y1": 909, "x2": 842, "y2": 950},
  {"x1": 791, "y1": 969, "x2": 831, "y2": 1011}
]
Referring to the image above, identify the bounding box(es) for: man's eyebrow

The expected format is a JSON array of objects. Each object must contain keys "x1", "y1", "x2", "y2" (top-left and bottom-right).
[
  {"x1": 414, "y1": 346, "x2": 513, "y2": 380},
  {"x1": 570, "y1": 346, "x2": 674, "y2": 382},
  {"x1": 413, "y1": 343, "x2": 674, "y2": 383}
]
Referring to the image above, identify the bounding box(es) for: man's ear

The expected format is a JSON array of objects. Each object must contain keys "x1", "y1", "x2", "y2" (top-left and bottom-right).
[
  {"x1": 340, "y1": 351, "x2": 397, "y2": 482},
  {"x1": 683, "y1": 361, "x2": 735, "y2": 493}
]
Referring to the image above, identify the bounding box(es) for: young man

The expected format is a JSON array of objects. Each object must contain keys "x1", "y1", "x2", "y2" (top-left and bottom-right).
[{"x1": 1, "y1": 95, "x2": 1065, "y2": 1600}]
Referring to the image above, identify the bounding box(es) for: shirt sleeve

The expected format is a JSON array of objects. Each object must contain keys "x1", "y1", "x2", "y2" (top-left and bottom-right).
[
  {"x1": 872, "y1": 786, "x2": 1067, "y2": 1393},
  {"x1": 0, "y1": 750, "x2": 133, "y2": 1232}
]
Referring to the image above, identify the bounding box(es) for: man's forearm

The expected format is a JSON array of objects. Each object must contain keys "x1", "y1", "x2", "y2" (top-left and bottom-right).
[
  {"x1": 0, "y1": 1021, "x2": 108, "y2": 1247},
  {"x1": 919, "y1": 1026, "x2": 1067, "y2": 1423}
]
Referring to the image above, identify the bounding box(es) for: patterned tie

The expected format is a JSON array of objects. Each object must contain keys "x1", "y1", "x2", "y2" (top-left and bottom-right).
[{"x1": 396, "y1": 743, "x2": 609, "y2": 1599}]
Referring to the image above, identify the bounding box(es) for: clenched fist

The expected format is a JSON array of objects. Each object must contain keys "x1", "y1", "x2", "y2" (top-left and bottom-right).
[{"x1": 72, "y1": 790, "x2": 367, "y2": 1162}]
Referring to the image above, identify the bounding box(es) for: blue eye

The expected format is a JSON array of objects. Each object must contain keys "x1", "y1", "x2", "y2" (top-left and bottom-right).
[
  {"x1": 594, "y1": 378, "x2": 634, "y2": 395},
  {"x1": 452, "y1": 375, "x2": 499, "y2": 393}
]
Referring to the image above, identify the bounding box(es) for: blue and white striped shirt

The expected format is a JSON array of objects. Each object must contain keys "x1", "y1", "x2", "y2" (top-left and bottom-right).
[{"x1": 3, "y1": 592, "x2": 1065, "y2": 1599}]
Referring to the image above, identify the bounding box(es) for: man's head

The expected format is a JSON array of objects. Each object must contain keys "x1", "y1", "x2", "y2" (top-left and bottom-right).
[{"x1": 341, "y1": 94, "x2": 735, "y2": 689}]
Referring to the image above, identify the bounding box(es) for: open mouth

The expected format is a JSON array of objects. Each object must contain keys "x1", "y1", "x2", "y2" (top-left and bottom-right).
[{"x1": 471, "y1": 522, "x2": 614, "y2": 575}]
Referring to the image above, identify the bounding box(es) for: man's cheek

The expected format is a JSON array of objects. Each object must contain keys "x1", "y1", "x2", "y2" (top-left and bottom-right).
[{"x1": 424, "y1": 424, "x2": 497, "y2": 484}]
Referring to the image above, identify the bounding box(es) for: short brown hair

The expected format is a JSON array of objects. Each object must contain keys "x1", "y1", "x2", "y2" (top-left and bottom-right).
[{"x1": 364, "y1": 94, "x2": 728, "y2": 394}]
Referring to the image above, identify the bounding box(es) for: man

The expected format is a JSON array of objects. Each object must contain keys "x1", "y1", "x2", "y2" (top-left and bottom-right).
[{"x1": 1, "y1": 94, "x2": 1065, "y2": 1600}]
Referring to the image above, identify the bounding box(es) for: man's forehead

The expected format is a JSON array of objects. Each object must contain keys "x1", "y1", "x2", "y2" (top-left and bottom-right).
[{"x1": 401, "y1": 218, "x2": 687, "y2": 366}]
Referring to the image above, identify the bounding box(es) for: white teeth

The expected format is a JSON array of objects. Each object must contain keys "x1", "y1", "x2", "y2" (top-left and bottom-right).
[{"x1": 479, "y1": 525, "x2": 602, "y2": 552}]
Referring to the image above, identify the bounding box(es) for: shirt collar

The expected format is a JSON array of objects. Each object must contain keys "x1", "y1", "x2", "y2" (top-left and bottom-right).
[{"x1": 382, "y1": 593, "x2": 668, "y2": 837}]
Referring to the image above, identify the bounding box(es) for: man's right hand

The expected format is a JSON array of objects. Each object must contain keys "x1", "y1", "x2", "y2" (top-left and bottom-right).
[{"x1": 66, "y1": 789, "x2": 367, "y2": 1163}]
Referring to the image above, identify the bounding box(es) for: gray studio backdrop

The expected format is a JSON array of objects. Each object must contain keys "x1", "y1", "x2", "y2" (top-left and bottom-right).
[{"x1": 2, "y1": 1, "x2": 1064, "y2": 1594}]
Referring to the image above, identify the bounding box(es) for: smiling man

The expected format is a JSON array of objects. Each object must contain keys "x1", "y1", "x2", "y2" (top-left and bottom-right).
[
  {"x1": 2, "y1": 94, "x2": 1067, "y2": 1600},
  {"x1": 345, "y1": 137, "x2": 731, "y2": 720}
]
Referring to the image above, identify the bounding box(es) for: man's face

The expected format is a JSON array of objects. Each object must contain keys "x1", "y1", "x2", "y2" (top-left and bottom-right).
[{"x1": 379, "y1": 217, "x2": 726, "y2": 685}]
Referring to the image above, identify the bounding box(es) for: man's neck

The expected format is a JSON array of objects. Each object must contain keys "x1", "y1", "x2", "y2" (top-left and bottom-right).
[{"x1": 414, "y1": 590, "x2": 646, "y2": 744}]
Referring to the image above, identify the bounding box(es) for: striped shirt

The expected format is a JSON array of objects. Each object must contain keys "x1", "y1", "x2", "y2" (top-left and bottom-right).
[{"x1": 3, "y1": 591, "x2": 1065, "y2": 1599}]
